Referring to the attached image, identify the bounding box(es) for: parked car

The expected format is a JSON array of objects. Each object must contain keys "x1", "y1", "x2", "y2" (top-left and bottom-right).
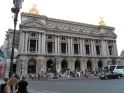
[{"x1": 99, "y1": 72, "x2": 122, "y2": 80}]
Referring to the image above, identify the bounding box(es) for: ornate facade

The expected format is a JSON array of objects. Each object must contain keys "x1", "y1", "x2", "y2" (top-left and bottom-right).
[{"x1": 6, "y1": 13, "x2": 121, "y2": 76}]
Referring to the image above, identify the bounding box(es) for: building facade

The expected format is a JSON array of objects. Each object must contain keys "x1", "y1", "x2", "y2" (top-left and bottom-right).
[
  {"x1": 10, "y1": 12, "x2": 121, "y2": 76},
  {"x1": 4, "y1": 12, "x2": 122, "y2": 77}
]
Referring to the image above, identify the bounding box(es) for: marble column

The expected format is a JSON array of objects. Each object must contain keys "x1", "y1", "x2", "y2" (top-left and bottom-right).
[
  {"x1": 80, "y1": 60, "x2": 85, "y2": 72},
  {"x1": 81, "y1": 58, "x2": 87, "y2": 72},
  {"x1": 93, "y1": 40, "x2": 96, "y2": 56},
  {"x1": 36, "y1": 40, "x2": 38, "y2": 53},
  {"x1": 42, "y1": 59, "x2": 47, "y2": 72},
  {"x1": 82, "y1": 39, "x2": 85, "y2": 56},
  {"x1": 25, "y1": 32, "x2": 28, "y2": 53},
  {"x1": 57, "y1": 37, "x2": 60, "y2": 55},
  {"x1": 91, "y1": 40, "x2": 94, "y2": 56},
  {"x1": 56, "y1": 61, "x2": 61, "y2": 73},
  {"x1": 20, "y1": 32, "x2": 25, "y2": 53},
  {"x1": 67, "y1": 58, "x2": 71, "y2": 70},
  {"x1": 41, "y1": 33, "x2": 46, "y2": 54},
  {"x1": 113, "y1": 42, "x2": 118, "y2": 56},
  {"x1": 38, "y1": 33, "x2": 41, "y2": 53},
  {"x1": 101, "y1": 39, "x2": 106, "y2": 56},
  {"x1": 80, "y1": 39, "x2": 83, "y2": 55},
  {"x1": 71, "y1": 60, "x2": 75, "y2": 71},
  {"x1": 66, "y1": 43, "x2": 68, "y2": 55},
  {"x1": 68, "y1": 37, "x2": 71, "y2": 55},
  {"x1": 92, "y1": 59, "x2": 98, "y2": 71},
  {"x1": 105, "y1": 41, "x2": 109, "y2": 56},
  {"x1": 70, "y1": 38, "x2": 73, "y2": 55},
  {"x1": 55, "y1": 36, "x2": 58, "y2": 55}
]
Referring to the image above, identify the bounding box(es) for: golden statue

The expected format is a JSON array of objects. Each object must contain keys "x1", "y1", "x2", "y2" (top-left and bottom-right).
[
  {"x1": 99, "y1": 16, "x2": 106, "y2": 26},
  {"x1": 29, "y1": 4, "x2": 40, "y2": 15}
]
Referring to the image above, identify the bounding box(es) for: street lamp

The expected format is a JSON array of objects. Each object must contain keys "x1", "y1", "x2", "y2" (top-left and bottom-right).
[{"x1": 9, "y1": 0, "x2": 24, "y2": 78}]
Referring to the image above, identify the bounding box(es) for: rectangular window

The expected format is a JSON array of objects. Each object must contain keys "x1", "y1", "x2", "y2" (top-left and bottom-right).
[
  {"x1": 85, "y1": 45, "x2": 90, "y2": 55},
  {"x1": 30, "y1": 40, "x2": 36, "y2": 52},
  {"x1": 108, "y1": 46, "x2": 113, "y2": 55},
  {"x1": 74, "y1": 44, "x2": 79, "y2": 54},
  {"x1": 61, "y1": 43, "x2": 66, "y2": 53},
  {"x1": 47, "y1": 42, "x2": 53, "y2": 53},
  {"x1": 96, "y1": 46, "x2": 101, "y2": 55}
]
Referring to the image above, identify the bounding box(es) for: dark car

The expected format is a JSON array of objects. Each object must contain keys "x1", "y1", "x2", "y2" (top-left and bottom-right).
[{"x1": 99, "y1": 72, "x2": 122, "y2": 80}]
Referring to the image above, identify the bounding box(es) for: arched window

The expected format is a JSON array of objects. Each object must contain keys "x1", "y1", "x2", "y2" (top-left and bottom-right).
[
  {"x1": 28, "y1": 58, "x2": 36, "y2": 73},
  {"x1": 61, "y1": 60, "x2": 68, "y2": 72},
  {"x1": 48, "y1": 35, "x2": 52, "y2": 39},
  {"x1": 31, "y1": 33, "x2": 36, "y2": 37},
  {"x1": 62, "y1": 37, "x2": 65, "y2": 40},
  {"x1": 75, "y1": 60, "x2": 80, "y2": 71},
  {"x1": 87, "y1": 60, "x2": 92, "y2": 72},
  {"x1": 47, "y1": 60, "x2": 54, "y2": 72}
]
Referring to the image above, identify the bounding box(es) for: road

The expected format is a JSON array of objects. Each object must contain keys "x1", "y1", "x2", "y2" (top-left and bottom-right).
[{"x1": 28, "y1": 78, "x2": 124, "y2": 93}]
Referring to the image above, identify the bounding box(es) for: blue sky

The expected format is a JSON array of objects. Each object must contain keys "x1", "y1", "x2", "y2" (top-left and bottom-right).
[{"x1": 0, "y1": 0, "x2": 124, "y2": 55}]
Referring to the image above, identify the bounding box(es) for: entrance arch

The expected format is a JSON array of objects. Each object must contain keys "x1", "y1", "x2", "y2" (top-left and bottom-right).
[
  {"x1": 61, "y1": 60, "x2": 68, "y2": 72},
  {"x1": 87, "y1": 60, "x2": 92, "y2": 72},
  {"x1": 75, "y1": 60, "x2": 80, "y2": 71},
  {"x1": 47, "y1": 59, "x2": 54, "y2": 72},
  {"x1": 98, "y1": 60, "x2": 103, "y2": 71},
  {"x1": 28, "y1": 58, "x2": 36, "y2": 74}
]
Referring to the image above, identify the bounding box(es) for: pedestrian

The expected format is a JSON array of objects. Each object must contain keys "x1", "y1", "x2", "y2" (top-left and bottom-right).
[
  {"x1": 16, "y1": 76, "x2": 28, "y2": 93},
  {"x1": 3, "y1": 74, "x2": 20, "y2": 93}
]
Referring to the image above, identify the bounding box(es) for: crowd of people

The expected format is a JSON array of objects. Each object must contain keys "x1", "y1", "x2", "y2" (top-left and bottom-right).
[{"x1": 28, "y1": 68, "x2": 102, "y2": 80}]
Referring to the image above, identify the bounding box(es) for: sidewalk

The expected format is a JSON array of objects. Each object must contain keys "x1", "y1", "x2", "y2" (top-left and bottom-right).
[{"x1": 27, "y1": 75, "x2": 99, "y2": 81}]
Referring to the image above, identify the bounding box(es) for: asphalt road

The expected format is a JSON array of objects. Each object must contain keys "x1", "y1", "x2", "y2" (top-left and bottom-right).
[{"x1": 28, "y1": 78, "x2": 124, "y2": 93}]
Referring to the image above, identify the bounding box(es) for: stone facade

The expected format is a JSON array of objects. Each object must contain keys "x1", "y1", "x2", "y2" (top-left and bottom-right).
[{"x1": 5, "y1": 13, "x2": 122, "y2": 76}]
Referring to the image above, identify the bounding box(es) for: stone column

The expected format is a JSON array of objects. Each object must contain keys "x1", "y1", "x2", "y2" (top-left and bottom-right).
[
  {"x1": 66, "y1": 43, "x2": 68, "y2": 55},
  {"x1": 113, "y1": 42, "x2": 118, "y2": 56},
  {"x1": 101, "y1": 39, "x2": 106, "y2": 56},
  {"x1": 36, "y1": 40, "x2": 38, "y2": 53},
  {"x1": 70, "y1": 38, "x2": 73, "y2": 55},
  {"x1": 91, "y1": 59, "x2": 98, "y2": 71},
  {"x1": 58, "y1": 37, "x2": 60, "y2": 55},
  {"x1": 93, "y1": 40, "x2": 96, "y2": 56},
  {"x1": 105, "y1": 41, "x2": 109, "y2": 56},
  {"x1": 38, "y1": 33, "x2": 41, "y2": 53},
  {"x1": 102, "y1": 59, "x2": 108, "y2": 67},
  {"x1": 39, "y1": 59, "x2": 43, "y2": 71},
  {"x1": 67, "y1": 58, "x2": 71, "y2": 70},
  {"x1": 41, "y1": 33, "x2": 46, "y2": 54},
  {"x1": 81, "y1": 58, "x2": 87, "y2": 72},
  {"x1": 42, "y1": 58, "x2": 47, "y2": 72},
  {"x1": 25, "y1": 32, "x2": 28, "y2": 53},
  {"x1": 20, "y1": 32, "x2": 25, "y2": 53},
  {"x1": 82, "y1": 39, "x2": 85, "y2": 56},
  {"x1": 68, "y1": 37, "x2": 71, "y2": 55},
  {"x1": 80, "y1": 39, "x2": 83, "y2": 55},
  {"x1": 70, "y1": 58, "x2": 75, "y2": 71},
  {"x1": 56, "y1": 61, "x2": 61, "y2": 73},
  {"x1": 91, "y1": 40, "x2": 94, "y2": 56},
  {"x1": 55, "y1": 36, "x2": 58, "y2": 55},
  {"x1": 27, "y1": 39, "x2": 30, "y2": 53},
  {"x1": 36, "y1": 59, "x2": 41, "y2": 74}
]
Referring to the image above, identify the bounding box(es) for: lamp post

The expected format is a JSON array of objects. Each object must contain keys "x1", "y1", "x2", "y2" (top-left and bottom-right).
[{"x1": 9, "y1": 0, "x2": 24, "y2": 78}]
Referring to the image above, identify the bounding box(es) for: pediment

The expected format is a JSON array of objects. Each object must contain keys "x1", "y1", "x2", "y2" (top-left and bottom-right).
[{"x1": 20, "y1": 20, "x2": 45, "y2": 28}]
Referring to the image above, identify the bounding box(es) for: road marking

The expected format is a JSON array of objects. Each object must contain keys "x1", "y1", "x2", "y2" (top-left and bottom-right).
[{"x1": 29, "y1": 89, "x2": 60, "y2": 93}]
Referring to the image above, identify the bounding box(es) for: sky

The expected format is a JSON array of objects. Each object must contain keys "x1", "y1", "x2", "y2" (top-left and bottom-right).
[{"x1": 0, "y1": 0, "x2": 124, "y2": 55}]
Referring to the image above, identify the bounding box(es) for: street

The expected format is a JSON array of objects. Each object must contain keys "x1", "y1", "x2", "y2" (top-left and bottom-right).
[{"x1": 28, "y1": 78, "x2": 124, "y2": 93}]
